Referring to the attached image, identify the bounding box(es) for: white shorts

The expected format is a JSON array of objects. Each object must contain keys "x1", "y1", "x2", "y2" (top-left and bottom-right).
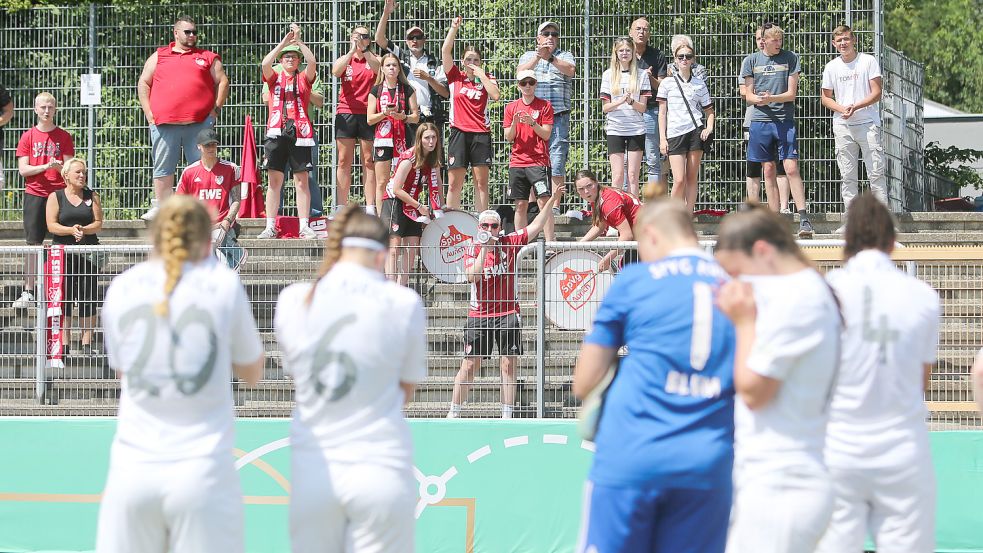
[
  {"x1": 290, "y1": 445, "x2": 416, "y2": 553},
  {"x1": 726, "y1": 462, "x2": 833, "y2": 553},
  {"x1": 816, "y1": 459, "x2": 936, "y2": 553},
  {"x1": 95, "y1": 455, "x2": 244, "y2": 553}
]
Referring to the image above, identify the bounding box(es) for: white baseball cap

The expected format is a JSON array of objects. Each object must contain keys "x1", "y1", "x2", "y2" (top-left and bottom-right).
[
  {"x1": 477, "y1": 209, "x2": 502, "y2": 225},
  {"x1": 537, "y1": 21, "x2": 559, "y2": 35}
]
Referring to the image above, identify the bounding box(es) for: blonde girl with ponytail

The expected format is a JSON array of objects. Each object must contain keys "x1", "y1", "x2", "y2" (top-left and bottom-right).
[{"x1": 96, "y1": 195, "x2": 264, "y2": 553}]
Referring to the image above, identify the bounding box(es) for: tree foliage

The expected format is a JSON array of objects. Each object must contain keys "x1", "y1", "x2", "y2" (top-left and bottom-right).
[{"x1": 924, "y1": 141, "x2": 983, "y2": 191}]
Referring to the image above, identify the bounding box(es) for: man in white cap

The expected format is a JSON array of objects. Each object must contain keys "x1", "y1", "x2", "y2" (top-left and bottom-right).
[
  {"x1": 504, "y1": 69, "x2": 555, "y2": 240},
  {"x1": 517, "y1": 21, "x2": 576, "y2": 209},
  {"x1": 375, "y1": 0, "x2": 449, "y2": 146},
  {"x1": 448, "y1": 183, "x2": 563, "y2": 419}
]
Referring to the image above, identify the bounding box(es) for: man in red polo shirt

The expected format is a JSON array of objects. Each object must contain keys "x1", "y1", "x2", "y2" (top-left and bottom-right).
[{"x1": 138, "y1": 15, "x2": 229, "y2": 221}]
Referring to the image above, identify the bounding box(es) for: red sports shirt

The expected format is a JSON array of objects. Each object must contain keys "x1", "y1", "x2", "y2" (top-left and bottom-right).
[
  {"x1": 337, "y1": 56, "x2": 375, "y2": 115},
  {"x1": 465, "y1": 229, "x2": 528, "y2": 317},
  {"x1": 150, "y1": 45, "x2": 220, "y2": 124},
  {"x1": 176, "y1": 160, "x2": 241, "y2": 223},
  {"x1": 16, "y1": 126, "x2": 74, "y2": 198},
  {"x1": 446, "y1": 66, "x2": 496, "y2": 133},
  {"x1": 597, "y1": 187, "x2": 640, "y2": 229},
  {"x1": 503, "y1": 97, "x2": 554, "y2": 167}
]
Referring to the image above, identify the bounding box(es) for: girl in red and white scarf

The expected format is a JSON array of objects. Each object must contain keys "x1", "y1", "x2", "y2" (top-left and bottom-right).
[{"x1": 367, "y1": 53, "x2": 420, "y2": 216}]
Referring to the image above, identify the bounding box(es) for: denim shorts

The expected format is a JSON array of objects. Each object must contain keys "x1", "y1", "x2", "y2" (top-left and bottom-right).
[{"x1": 150, "y1": 116, "x2": 215, "y2": 178}]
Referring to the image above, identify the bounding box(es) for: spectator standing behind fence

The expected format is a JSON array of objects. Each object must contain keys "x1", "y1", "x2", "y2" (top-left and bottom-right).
[
  {"x1": 742, "y1": 25, "x2": 789, "y2": 212},
  {"x1": 375, "y1": 0, "x2": 450, "y2": 147},
  {"x1": 138, "y1": 16, "x2": 228, "y2": 221},
  {"x1": 176, "y1": 129, "x2": 244, "y2": 269},
  {"x1": 332, "y1": 26, "x2": 381, "y2": 210},
  {"x1": 382, "y1": 123, "x2": 444, "y2": 287},
  {"x1": 657, "y1": 41, "x2": 714, "y2": 212},
  {"x1": 257, "y1": 28, "x2": 318, "y2": 240},
  {"x1": 821, "y1": 24, "x2": 887, "y2": 232},
  {"x1": 442, "y1": 16, "x2": 500, "y2": 213},
  {"x1": 573, "y1": 198, "x2": 736, "y2": 553},
  {"x1": 275, "y1": 206, "x2": 426, "y2": 553},
  {"x1": 574, "y1": 169, "x2": 641, "y2": 273},
  {"x1": 95, "y1": 196, "x2": 263, "y2": 553},
  {"x1": 13, "y1": 92, "x2": 74, "y2": 310},
  {"x1": 666, "y1": 34, "x2": 709, "y2": 81},
  {"x1": 504, "y1": 70, "x2": 556, "y2": 240},
  {"x1": 517, "y1": 20, "x2": 576, "y2": 210},
  {"x1": 0, "y1": 83, "x2": 13, "y2": 189},
  {"x1": 816, "y1": 194, "x2": 939, "y2": 552},
  {"x1": 447, "y1": 184, "x2": 563, "y2": 419},
  {"x1": 46, "y1": 157, "x2": 102, "y2": 357},
  {"x1": 630, "y1": 18, "x2": 668, "y2": 193},
  {"x1": 367, "y1": 53, "x2": 420, "y2": 216},
  {"x1": 601, "y1": 38, "x2": 651, "y2": 198},
  {"x1": 714, "y1": 205, "x2": 841, "y2": 553},
  {"x1": 740, "y1": 24, "x2": 814, "y2": 238}
]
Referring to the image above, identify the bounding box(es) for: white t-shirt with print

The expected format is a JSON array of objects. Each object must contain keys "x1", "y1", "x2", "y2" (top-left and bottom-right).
[
  {"x1": 821, "y1": 52, "x2": 882, "y2": 126},
  {"x1": 102, "y1": 257, "x2": 264, "y2": 463},
  {"x1": 824, "y1": 250, "x2": 939, "y2": 469},
  {"x1": 735, "y1": 269, "x2": 841, "y2": 478},
  {"x1": 275, "y1": 262, "x2": 427, "y2": 470},
  {"x1": 600, "y1": 68, "x2": 652, "y2": 136},
  {"x1": 656, "y1": 73, "x2": 712, "y2": 139}
]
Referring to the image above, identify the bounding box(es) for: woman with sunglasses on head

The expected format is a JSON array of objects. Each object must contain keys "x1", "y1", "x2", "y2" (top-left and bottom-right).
[
  {"x1": 657, "y1": 41, "x2": 714, "y2": 213},
  {"x1": 381, "y1": 122, "x2": 444, "y2": 287},
  {"x1": 601, "y1": 37, "x2": 651, "y2": 197},
  {"x1": 441, "y1": 16, "x2": 501, "y2": 213},
  {"x1": 332, "y1": 26, "x2": 381, "y2": 210},
  {"x1": 714, "y1": 204, "x2": 840, "y2": 553},
  {"x1": 367, "y1": 53, "x2": 420, "y2": 216},
  {"x1": 573, "y1": 168, "x2": 641, "y2": 273}
]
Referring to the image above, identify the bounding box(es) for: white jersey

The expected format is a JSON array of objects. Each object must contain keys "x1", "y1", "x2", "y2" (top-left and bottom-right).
[
  {"x1": 102, "y1": 257, "x2": 264, "y2": 463},
  {"x1": 275, "y1": 262, "x2": 427, "y2": 469},
  {"x1": 600, "y1": 68, "x2": 651, "y2": 136},
  {"x1": 736, "y1": 269, "x2": 841, "y2": 476},
  {"x1": 656, "y1": 73, "x2": 712, "y2": 139},
  {"x1": 820, "y1": 52, "x2": 882, "y2": 126},
  {"x1": 824, "y1": 250, "x2": 939, "y2": 469}
]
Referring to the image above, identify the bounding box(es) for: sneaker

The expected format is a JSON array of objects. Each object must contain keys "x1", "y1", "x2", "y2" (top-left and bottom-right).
[
  {"x1": 798, "y1": 219, "x2": 815, "y2": 239},
  {"x1": 256, "y1": 227, "x2": 277, "y2": 239},
  {"x1": 780, "y1": 208, "x2": 791, "y2": 215},
  {"x1": 833, "y1": 224, "x2": 846, "y2": 234},
  {"x1": 605, "y1": 227, "x2": 619, "y2": 237},
  {"x1": 298, "y1": 226, "x2": 318, "y2": 240},
  {"x1": 140, "y1": 200, "x2": 160, "y2": 221},
  {"x1": 12, "y1": 290, "x2": 34, "y2": 309}
]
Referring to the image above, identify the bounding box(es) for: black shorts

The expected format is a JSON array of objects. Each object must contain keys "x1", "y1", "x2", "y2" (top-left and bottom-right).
[
  {"x1": 24, "y1": 193, "x2": 48, "y2": 245},
  {"x1": 63, "y1": 253, "x2": 99, "y2": 318},
  {"x1": 334, "y1": 113, "x2": 374, "y2": 141},
  {"x1": 743, "y1": 129, "x2": 786, "y2": 178},
  {"x1": 374, "y1": 146, "x2": 395, "y2": 162},
  {"x1": 507, "y1": 166, "x2": 550, "y2": 201},
  {"x1": 666, "y1": 127, "x2": 706, "y2": 156},
  {"x1": 263, "y1": 135, "x2": 313, "y2": 174},
  {"x1": 463, "y1": 313, "x2": 522, "y2": 358},
  {"x1": 606, "y1": 134, "x2": 645, "y2": 155},
  {"x1": 381, "y1": 198, "x2": 424, "y2": 238},
  {"x1": 447, "y1": 128, "x2": 492, "y2": 169}
]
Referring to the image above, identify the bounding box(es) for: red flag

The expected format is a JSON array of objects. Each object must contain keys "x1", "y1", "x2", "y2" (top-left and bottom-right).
[{"x1": 239, "y1": 114, "x2": 266, "y2": 218}]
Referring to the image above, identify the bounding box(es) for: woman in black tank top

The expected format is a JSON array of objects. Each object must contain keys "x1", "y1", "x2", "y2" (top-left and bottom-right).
[{"x1": 46, "y1": 158, "x2": 103, "y2": 357}]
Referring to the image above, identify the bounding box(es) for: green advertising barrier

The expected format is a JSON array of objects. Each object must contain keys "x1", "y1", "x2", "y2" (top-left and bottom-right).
[{"x1": 0, "y1": 418, "x2": 981, "y2": 553}]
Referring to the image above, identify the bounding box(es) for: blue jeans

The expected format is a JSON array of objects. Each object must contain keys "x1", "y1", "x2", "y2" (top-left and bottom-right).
[
  {"x1": 643, "y1": 106, "x2": 662, "y2": 181},
  {"x1": 549, "y1": 111, "x2": 570, "y2": 178},
  {"x1": 149, "y1": 116, "x2": 215, "y2": 178}
]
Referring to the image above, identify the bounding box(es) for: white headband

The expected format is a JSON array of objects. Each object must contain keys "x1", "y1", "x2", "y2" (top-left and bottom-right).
[{"x1": 341, "y1": 237, "x2": 386, "y2": 251}]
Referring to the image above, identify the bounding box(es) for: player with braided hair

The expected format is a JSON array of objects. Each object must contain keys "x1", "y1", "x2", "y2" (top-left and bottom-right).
[
  {"x1": 275, "y1": 204, "x2": 427, "y2": 553},
  {"x1": 96, "y1": 195, "x2": 264, "y2": 553}
]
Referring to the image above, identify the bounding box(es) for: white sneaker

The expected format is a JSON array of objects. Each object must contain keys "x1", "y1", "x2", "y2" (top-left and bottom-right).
[
  {"x1": 833, "y1": 225, "x2": 846, "y2": 234},
  {"x1": 256, "y1": 227, "x2": 277, "y2": 239},
  {"x1": 12, "y1": 290, "x2": 34, "y2": 309},
  {"x1": 780, "y1": 208, "x2": 791, "y2": 215},
  {"x1": 365, "y1": 205, "x2": 377, "y2": 216},
  {"x1": 298, "y1": 226, "x2": 317, "y2": 240},
  {"x1": 605, "y1": 227, "x2": 619, "y2": 237},
  {"x1": 140, "y1": 200, "x2": 160, "y2": 221}
]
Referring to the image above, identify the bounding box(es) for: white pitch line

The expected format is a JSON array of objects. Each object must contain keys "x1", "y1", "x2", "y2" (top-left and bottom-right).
[
  {"x1": 234, "y1": 437, "x2": 291, "y2": 470},
  {"x1": 504, "y1": 436, "x2": 529, "y2": 448},
  {"x1": 543, "y1": 434, "x2": 568, "y2": 445},
  {"x1": 467, "y1": 445, "x2": 492, "y2": 463},
  {"x1": 580, "y1": 440, "x2": 596, "y2": 452}
]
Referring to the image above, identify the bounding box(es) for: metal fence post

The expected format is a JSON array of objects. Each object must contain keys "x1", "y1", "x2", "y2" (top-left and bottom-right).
[
  {"x1": 581, "y1": 0, "x2": 590, "y2": 170},
  {"x1": 87, "y1": 4, "x2": 96, "y2": 186},
  {"x1": 34, "y1": 247, "x2": 45, "y2": 401},
  {"x1": 330, "y1": 0, "x2": 339, "y2": 212},
  {"x1": 535, "y1": 238, "x2": 546, "y2": 418}
]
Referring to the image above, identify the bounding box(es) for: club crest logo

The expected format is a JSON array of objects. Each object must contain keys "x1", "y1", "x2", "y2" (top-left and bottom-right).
[
  {"x1": 439, "y1": 224, "x2": 473, "y2": 264},
  {"x1": 379, "y1": 120, "x2": 393, "y2": 136},
  {"x1": 215, "y1": 175, "x2": 224, "y2": 185},
  {"x1": 559, "y1": 267, "x2": 596, "y2": 311},
  {"x1": 196, "y1": 58, "x2": 206, "y2": 66},
  {"x1": 300, "y1": 122, "x2": 311, "y2": 136}
]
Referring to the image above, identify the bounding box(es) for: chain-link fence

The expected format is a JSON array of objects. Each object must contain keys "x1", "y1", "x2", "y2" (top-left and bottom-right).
[{"x1": 0, "y1": 0, "x2": 935, "y2": 221}]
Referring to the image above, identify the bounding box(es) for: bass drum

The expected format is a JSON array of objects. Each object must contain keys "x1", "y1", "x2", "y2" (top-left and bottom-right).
[
  {"x1": 544, "y1": 250, "x2": 615, "y2": 330},
  {"x1": 420, "y1": 211, "x2": 479, "y2": 283}
]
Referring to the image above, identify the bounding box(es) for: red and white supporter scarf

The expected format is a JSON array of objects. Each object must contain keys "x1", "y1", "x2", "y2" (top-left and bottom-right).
[
  {"x1": 266, "y1": 71, "x2": 315, "y2": 147},
  {"x1": 45, "y1": 245, "x2": 65, "y2": 369},
  {"x1": 386, "y1": 150, "x2": 441, "y2": 223},
  {"x1": 373, "y1": 83, "x2": 408, "y2": 154}
]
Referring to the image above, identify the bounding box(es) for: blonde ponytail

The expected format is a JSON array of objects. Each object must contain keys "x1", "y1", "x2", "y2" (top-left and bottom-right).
[{"x1": 150, "y1": 196, "x2": 212, "y2": 316}]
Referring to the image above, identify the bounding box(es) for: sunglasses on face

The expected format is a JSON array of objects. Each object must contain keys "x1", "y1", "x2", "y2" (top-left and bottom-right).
[
  {"x1": 676, "y1": 53, "x2": 695, "y2": 60},
  {"x1": 407, "y1": 34, "x2": 425, "y2": 41},
  {"x1": 518, "y1": 79, "x2": 537, "y2": 86},
  {"x1": 479, "y1": 223, "x2": 500, "y2": 230},
  {"x1": 182, "y1": 29, "x2": 198, "y2": 36},
  {"x1": 540, "y1": 31, "x2": 560, "y2": 37},
  {"x1": 356, "y1": 33, "x2": 371, "y2": 40}
]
